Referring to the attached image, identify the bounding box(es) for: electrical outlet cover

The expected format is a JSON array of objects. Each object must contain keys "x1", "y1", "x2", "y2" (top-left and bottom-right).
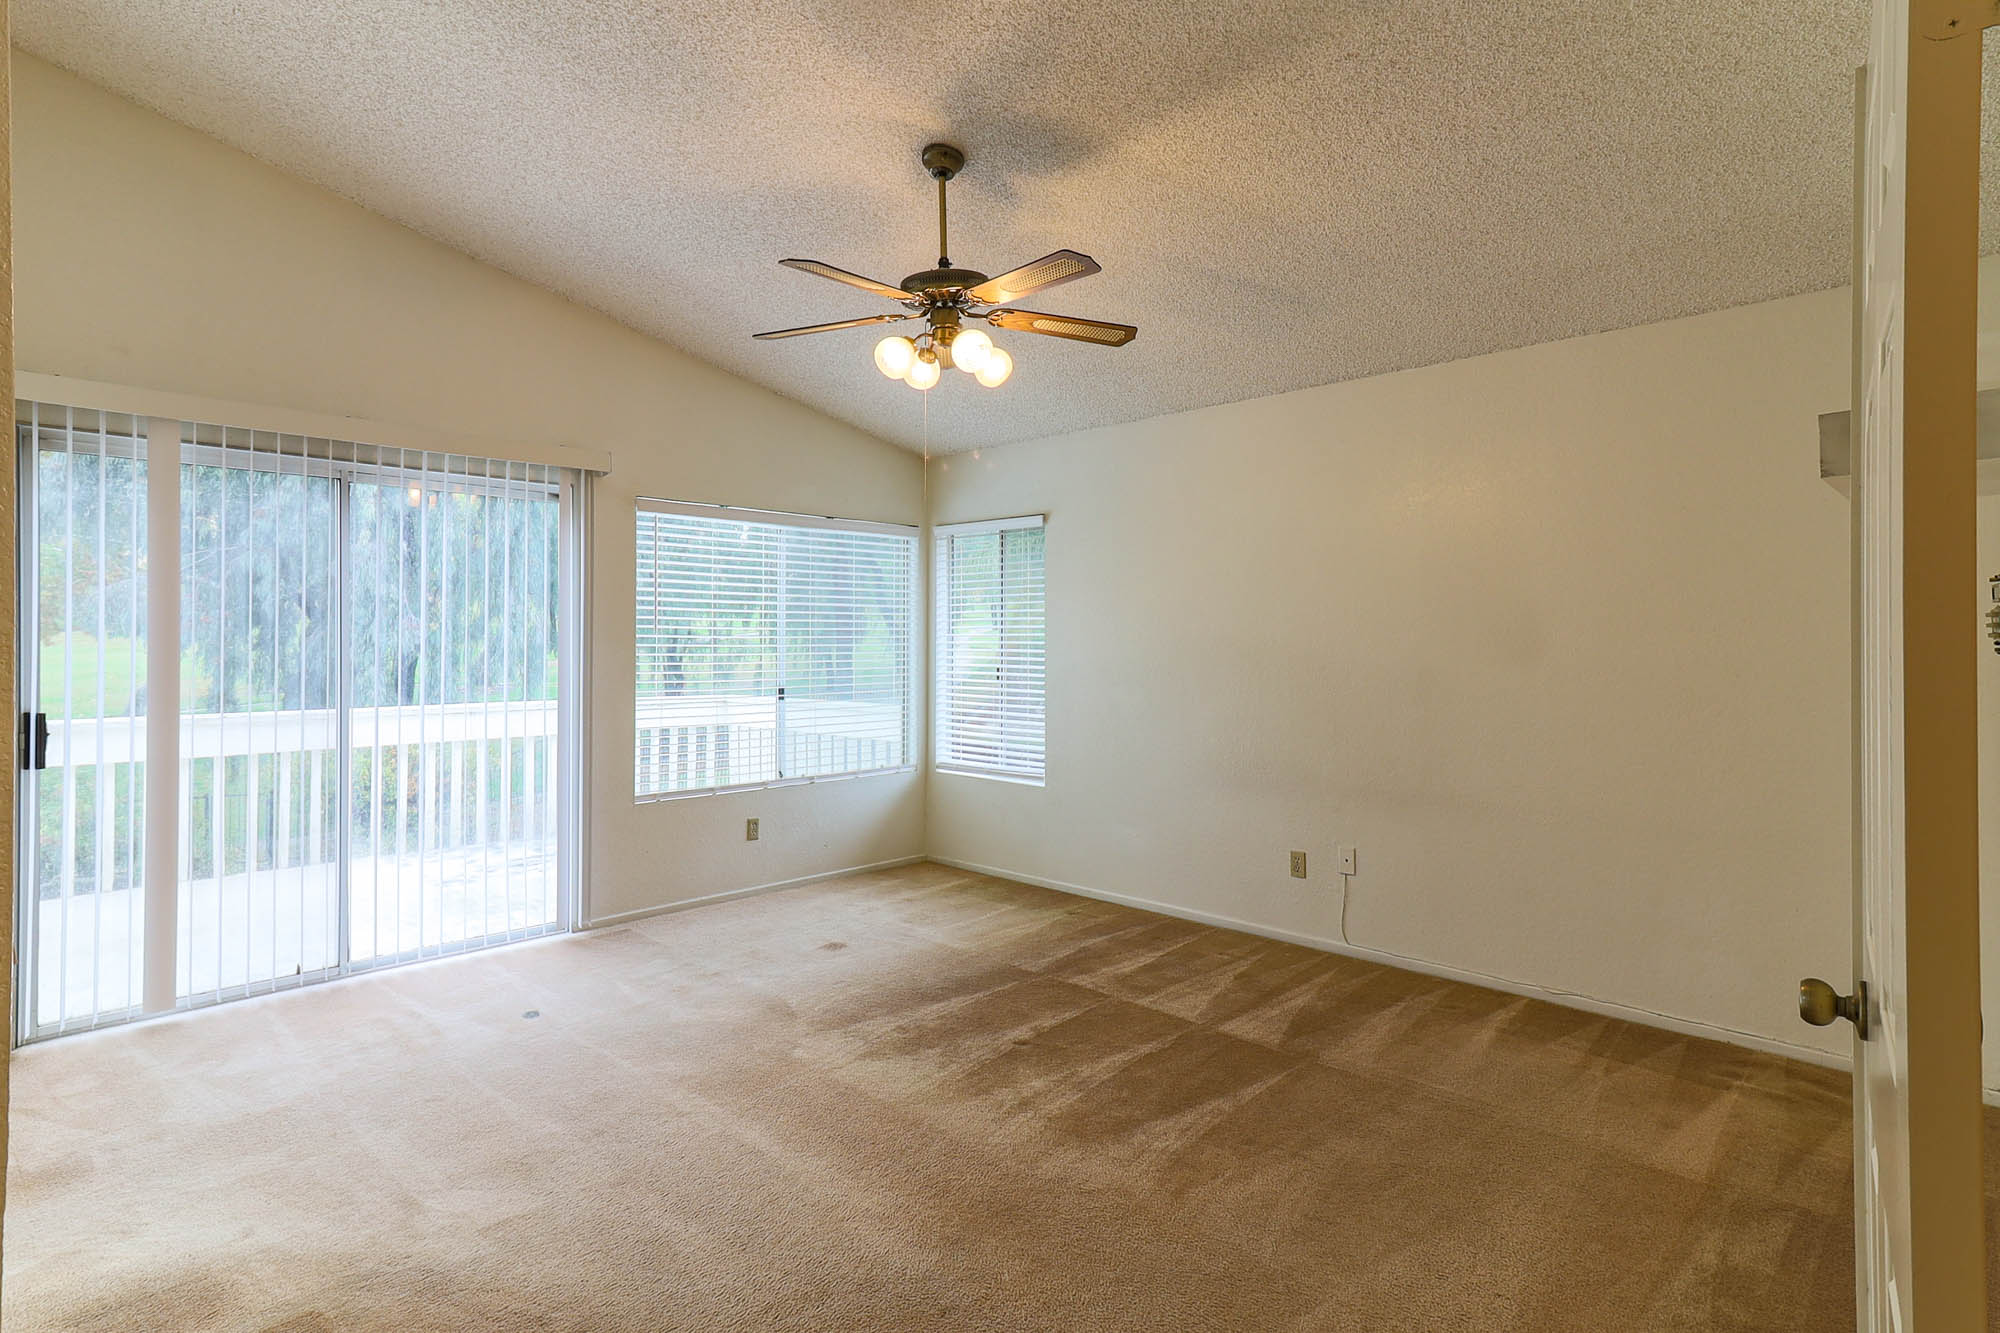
[{"x1": 1289, "y1": 850, "x2": 1307, "y2": 878}]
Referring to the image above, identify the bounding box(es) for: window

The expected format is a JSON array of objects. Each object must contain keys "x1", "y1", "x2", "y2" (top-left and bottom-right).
[
  {"x1": 934, "y1": 515, "x2": 1046, "y2": 782},
  {"x1": 634, "y1": 500, "x2": 916, "y2": 798}
]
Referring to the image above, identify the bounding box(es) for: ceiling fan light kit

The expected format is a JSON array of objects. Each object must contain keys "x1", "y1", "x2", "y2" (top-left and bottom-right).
[
  {"x1": 906, "y1": 347, "x2": 942, "y2": 390},
  {"x1": 754, "y1": 142, "x2": 1137, "y2": 392}
]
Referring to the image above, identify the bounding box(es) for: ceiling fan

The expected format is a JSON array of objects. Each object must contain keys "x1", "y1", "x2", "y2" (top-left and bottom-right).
[{"x1": 753, "y1": 142, "x2": 1137, "y2": 391}]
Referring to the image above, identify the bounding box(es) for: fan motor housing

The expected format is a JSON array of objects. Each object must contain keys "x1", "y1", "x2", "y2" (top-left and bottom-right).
[{"x1": 900, "y1": 266, "x2": 988, "y2": 299}]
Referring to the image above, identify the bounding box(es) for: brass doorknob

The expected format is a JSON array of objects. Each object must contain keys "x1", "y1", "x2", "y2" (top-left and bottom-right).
[{"x1": 1799, "y1": 977, "x2": 1866, "y2": 1031}]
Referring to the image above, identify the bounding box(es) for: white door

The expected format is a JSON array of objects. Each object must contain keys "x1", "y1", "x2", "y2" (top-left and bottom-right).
[{"x1": 1812, "y1": 1, "x2": 1990, "y2": 1327}]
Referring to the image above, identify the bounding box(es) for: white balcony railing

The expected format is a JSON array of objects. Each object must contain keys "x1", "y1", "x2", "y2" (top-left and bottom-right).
[{"x1": 635, "y1": 694, "x2": 908, "y2": 795}]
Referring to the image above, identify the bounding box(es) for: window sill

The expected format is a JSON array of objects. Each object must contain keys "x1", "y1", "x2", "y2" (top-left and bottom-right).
[
  {"x1": 934, "y1": 766, "x2": 1045, "y2": 788},
  {"x1": 635, "y1": 764, "x2": 917, "y2": 805}
]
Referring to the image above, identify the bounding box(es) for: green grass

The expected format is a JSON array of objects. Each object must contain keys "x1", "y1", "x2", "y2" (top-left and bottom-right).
[{"x1": 37, "y1": 632, "x2": 142, "y2": 716}]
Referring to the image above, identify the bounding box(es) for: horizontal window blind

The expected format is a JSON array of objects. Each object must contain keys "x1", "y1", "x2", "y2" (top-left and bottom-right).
[
  {"x1": 635, "y1": 501, "x2": 915, "y2": 798},
  {"x1": 934, "y1": 515, "x2": 1045, "y2": 781}
]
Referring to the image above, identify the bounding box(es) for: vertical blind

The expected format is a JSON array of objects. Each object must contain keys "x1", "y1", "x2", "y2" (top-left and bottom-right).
[
  {"x1": 338, "y1": 448, "x2": 565, "y2": 967},
  {"x1": 179, "y1": 429, "x2": 568, "y2": 996},
  {"x1": 21, "y1": 405, "x2": 150, "y2": 1034},
  {"x1": 635, "y1": 500, "x2": 916, "y2": 798},
  {"x1": 178, "y1": 425, "x2": 341, "y2": 1000},
  {"x1": 934, "y1": 515, "x2": 1046, "y2": 781},
  {"x1": 14, "y1": 398, "x2": 581, "y2": 1041}
]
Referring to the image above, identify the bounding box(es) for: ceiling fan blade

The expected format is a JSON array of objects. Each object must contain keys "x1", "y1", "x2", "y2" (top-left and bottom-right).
[
  {"x1": 985, "y1": 308, "x2": 1137, "y2": 347},
  {"x1": 967, "y1": 250, "x2": 1101, "y2": 305},
  {"x1": 753, "y1": 312, "x2": 917, "y2": 340},
  {"x1": 779, "y1": 258, "x2": 913, "y2": 303}
]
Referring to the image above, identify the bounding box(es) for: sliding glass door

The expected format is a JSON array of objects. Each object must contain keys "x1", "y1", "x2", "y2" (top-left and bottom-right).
[
  {"x1": 17, "y1": 407, "x2": 583, "y2": 1041},
  {"x1": 178, "y1": 432, "x2": 342, "y2": 1000},
  {"x1": 345, "y1": 460, "x2": 562, "y2": 966}
]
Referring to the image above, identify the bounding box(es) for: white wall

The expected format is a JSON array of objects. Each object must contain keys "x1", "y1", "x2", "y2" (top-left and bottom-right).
[
  {"x1": 929, "y1": 281, "x2": 1866, "y2": 1067},
  {"x1": 12, "y1": 52, "x2": 926, "y2": 923}
]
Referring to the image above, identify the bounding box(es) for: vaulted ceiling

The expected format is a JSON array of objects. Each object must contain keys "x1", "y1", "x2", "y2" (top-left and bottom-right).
[{"x1": 16, "y1": 2, "x2": 2000, "y2": 452}]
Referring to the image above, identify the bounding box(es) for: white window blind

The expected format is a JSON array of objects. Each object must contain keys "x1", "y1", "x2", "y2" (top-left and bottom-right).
[
  {"x1": 15, "y1": 401, "x2": 586, "y2": 1042},
  {"x1": 20, "y1": 405, "x2": 150, "y2": 1034},
  {"x1": 934, "y1": 515, "x2": 1046, "y2": 781},
  {"x1": 635, "y1": 500, "x2": 916, "y2": 798}
]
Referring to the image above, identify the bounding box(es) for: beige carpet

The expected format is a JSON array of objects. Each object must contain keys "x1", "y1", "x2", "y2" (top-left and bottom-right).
[{"x1": 0, "y1": 861, "x2": 1974, "y2": 1331}]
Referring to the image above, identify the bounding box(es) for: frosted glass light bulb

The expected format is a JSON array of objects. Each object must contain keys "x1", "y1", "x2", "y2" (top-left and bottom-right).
[
  {"x1": 905, "y1": 352, "x2": 941, "y2": 390},
  {"x1": 873, "y1": 335, "x2": 916, "y2": 379},
  {"x1": 951, "y1": 328, "x2": 993, "y2": 373},
  {"x1": 974, "y1": 346, "x2": 1013, "y2": 387}
]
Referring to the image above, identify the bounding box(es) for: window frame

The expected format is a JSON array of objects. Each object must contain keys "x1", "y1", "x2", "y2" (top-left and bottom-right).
[
  {"x1": 633, "y1": 497, "x2": 920, "y2": 803},
  {"x1": 932, "y1": 513, "x2": 1047, "y2": 785}
]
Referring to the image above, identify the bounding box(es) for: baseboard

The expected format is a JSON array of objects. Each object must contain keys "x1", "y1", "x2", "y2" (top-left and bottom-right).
[
  {"x1": 586, "y1": 851, "x2": 2000, "y2": 1108},
  {"x1": 925, "y1": 855, "x2": 1860, "y2": 1077},
  {"x1": 583, "y1": 854, "x2": 927, "y2": 930}
]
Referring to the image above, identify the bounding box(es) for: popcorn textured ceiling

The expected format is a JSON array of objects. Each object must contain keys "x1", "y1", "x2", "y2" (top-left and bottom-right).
[{"x1": 15, "y1": 1, "x2": 2000, "y2": 453}]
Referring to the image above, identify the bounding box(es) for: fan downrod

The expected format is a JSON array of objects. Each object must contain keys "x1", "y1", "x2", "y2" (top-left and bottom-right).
[{"x1": 916, "y1": 142, "x2": 974, "y2": 280}]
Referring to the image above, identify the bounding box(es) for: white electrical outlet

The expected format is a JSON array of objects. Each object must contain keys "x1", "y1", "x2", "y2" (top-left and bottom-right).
[
  {"x1": 1337, "y1": 844, "x2": 1357, "y2": 876},
  {"x1": 1289, "y1": 850, "x2": 1307, "y2": 879},
  {"x1": 746, "y1": 818, "x2": 760, "y2": 841}
]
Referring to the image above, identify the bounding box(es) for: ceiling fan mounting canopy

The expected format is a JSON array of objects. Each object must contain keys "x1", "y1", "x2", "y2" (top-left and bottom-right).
[
  {"x1": 753, "y1": 141, "x2": 1138, "y2": 388},
  {"x1": 920, "y1": 142, "x2": 964, "y2": 181}
]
